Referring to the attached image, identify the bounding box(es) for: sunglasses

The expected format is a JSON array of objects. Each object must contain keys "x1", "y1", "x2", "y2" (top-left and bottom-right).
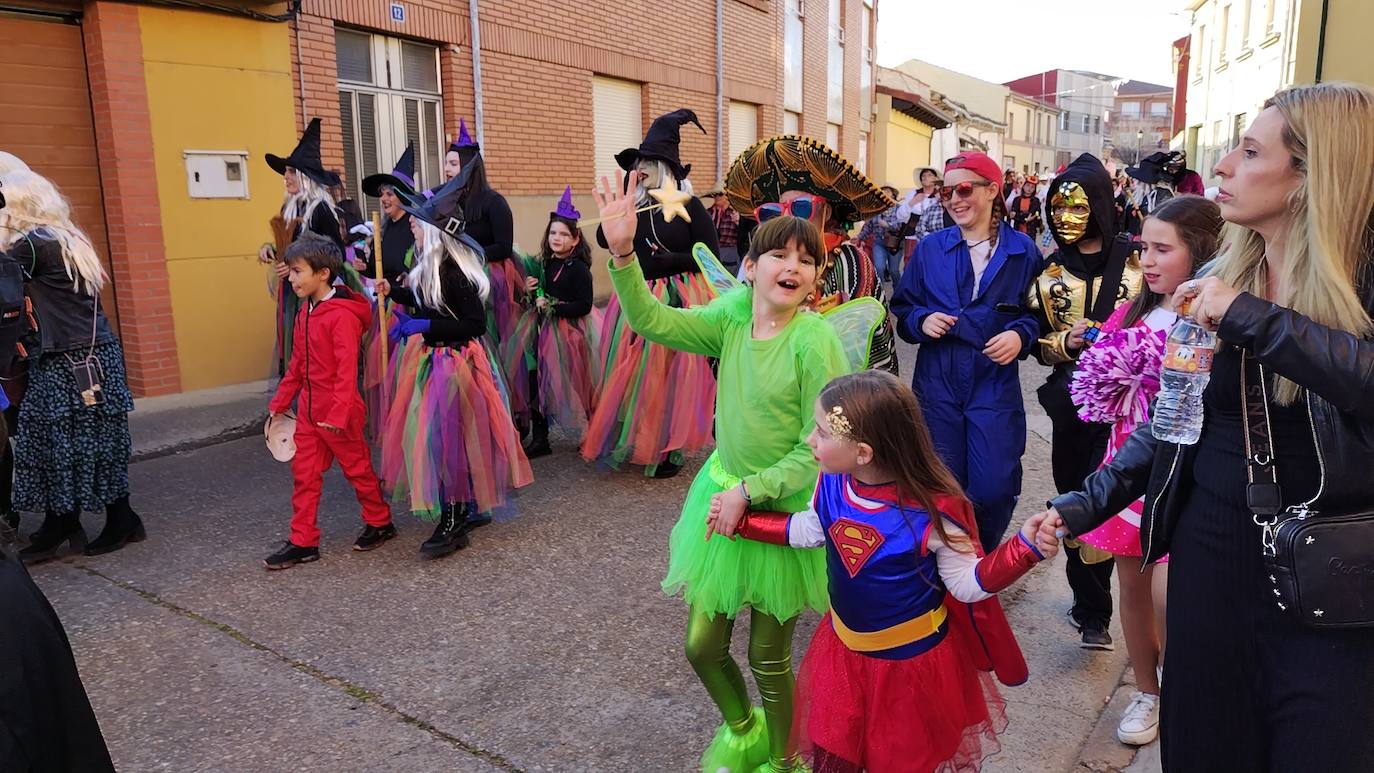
[
  {"x1": 938, "y1": 180, "x2": 995, "y2": 202},
  {"x1": 754, "y1": 194, "x2": 824, "y2": 223}
]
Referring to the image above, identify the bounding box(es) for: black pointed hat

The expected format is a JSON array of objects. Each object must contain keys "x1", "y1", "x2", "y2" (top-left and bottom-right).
[
  {"x1": 362, "y1": 143, "x2": 417, "y2": 197},
  {"x1": 266, "y1": 118, "x2": 340, "y2": 187},
  {"x1": 1127, "y1": 151, "x2": 1172, "y2": 185},
  {"x1": 396, "y1": 158, "x2": 484, "y2": 256},
  {"x1": 615, "y1": 108, "x2": 706, "y2": 180}
]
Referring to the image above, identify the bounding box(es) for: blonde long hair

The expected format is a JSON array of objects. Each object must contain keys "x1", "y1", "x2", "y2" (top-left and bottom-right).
[
  {"x1": 0, "y1": 170, "x2": 106, "y2": 295},
  {"x1": 408, "y1": 221, "x2": 490, "y2": 315},
  {"x1": 1207, "y1": 82, "x2": 1374, "y2": 404},
  {"x1": 282, "y1": 173, "x2": 338, "y2": 238}
]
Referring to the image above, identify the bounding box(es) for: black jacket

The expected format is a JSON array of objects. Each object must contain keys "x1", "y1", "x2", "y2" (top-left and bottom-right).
[
  {"x1": 12, "y1": 231, "x2": 116, "y2": 356},
  {"x1": 462, "y1": 188, "x2": 514, "y2": 264},
  {"x1": 1052, "y1": 290, "x2": 1374, "y2": 564},
  {"x1": 386, "y1": 261, "x2": 486, "y2": 347},
  {"x1": 595, "y1": 197, "x2": 719, "y2": 281},
  {"x1": 541, "y1": 257, "x2": 593, "y2": 319}
]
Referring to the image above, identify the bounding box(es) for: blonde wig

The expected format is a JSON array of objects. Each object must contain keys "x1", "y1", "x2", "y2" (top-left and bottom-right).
[
  {"x1": 1207, "y1": 82, "x2": 1374, "y2": 404},
  {"x1": 282, "y1": 172, "x2": 339, "y2": 239},
  {"x1": 0, "y1": 170, "x2": 106, "y2": 295},
  {"x1": 407, "y1": 221, "x2": 491, "y2": 316},
  {"x1": 0, "y1": 151, "x2": 29, "y2": 176}
]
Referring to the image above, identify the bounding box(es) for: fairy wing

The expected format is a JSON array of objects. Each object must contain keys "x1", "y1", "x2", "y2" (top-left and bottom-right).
[
  {"x1": 692, "y1": 242, "x2": 743, "y2": 299},
  {"x1": 822, "y1": 296, "x2": 886, "y2": 372}
]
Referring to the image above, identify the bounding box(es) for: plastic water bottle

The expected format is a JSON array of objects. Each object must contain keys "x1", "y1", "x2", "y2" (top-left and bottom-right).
[{"x1": 1152, "y1": 312, "x2": 1217, "y2": 445}]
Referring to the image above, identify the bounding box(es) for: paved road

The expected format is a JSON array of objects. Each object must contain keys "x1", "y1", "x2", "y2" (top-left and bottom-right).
[{"x1": 30, "y1": 352, "x2": 1131, "y2": 772}]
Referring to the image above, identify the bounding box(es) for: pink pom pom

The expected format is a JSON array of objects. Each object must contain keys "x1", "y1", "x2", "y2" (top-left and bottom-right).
[{"x1": 1070, "y1": 327, "x2": 1167, "y2": 425}]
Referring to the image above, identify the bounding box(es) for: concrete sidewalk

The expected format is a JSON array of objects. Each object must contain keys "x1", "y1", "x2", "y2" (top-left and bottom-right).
[{"x1": 129, "y1": 379, "x2": 273, "y2": 461}]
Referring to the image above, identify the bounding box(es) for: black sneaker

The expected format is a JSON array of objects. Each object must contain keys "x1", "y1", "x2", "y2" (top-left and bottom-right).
[
  {"x1": 652, "y1": 459, "x2": 683, "y2": 479},
  {"x1": 1080, "y1": 622, "x2": 1115, "y2": 651},
  {"x1": 353, "y1": 523, "x2": 397, "y2": 552},
  {"x1": 264, "y1": 541, "x2": 320, "y2": 570}
]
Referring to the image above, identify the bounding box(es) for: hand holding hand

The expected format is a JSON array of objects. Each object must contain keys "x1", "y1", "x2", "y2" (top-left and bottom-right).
[
  {"x1": 983, "y1": 330, "x2": 1022, "y2": 365},
  {"x1": 593, "y1": 171, "x2": 641, "y2": 264},
  {"x1": 705, "y1": 486, "x2": 748, "y2": 541},
  {"x1": 1022, "y1": 510, "x2": 1062, "y2": 559},
  {"x1": 1173, "y1": 276, "x2": 1240, "y2": 331},
  {"x1": 921, "y1": 312, "x2": 958, "y2": 339},
  {"x1": 1034, "y1": 508, "x2": 1068, "y2": 553}
]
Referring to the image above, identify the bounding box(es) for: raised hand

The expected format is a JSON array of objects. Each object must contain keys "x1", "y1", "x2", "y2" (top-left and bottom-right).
[{"x1": 593, "y1": 170, "x2": 641, "y2": 265}]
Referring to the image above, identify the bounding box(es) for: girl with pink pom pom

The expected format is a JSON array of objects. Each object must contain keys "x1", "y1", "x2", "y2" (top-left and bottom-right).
[{"x1": 1068, "y1": 194, "x2": 1222, "y2": 746}]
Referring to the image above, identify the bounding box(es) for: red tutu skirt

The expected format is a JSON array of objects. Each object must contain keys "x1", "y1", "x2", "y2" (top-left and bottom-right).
[
  {"x1": 579, "y1": 272, "x2": 716, "y2": 468},
  {"x1": 379, "y1": 339, "x2": 533, "y2": 518},
  {"x1": 795, "y1": 615, "x2": 1006, "y2": 773},
  {"x1": 501, "y1": 308, "x2": 604, "y2": 432}
]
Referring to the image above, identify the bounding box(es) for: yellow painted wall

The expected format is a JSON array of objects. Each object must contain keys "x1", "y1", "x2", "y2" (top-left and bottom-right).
[
  {"x1": 873, "y1": 95, "x2": 933, "y2": 191},
  {"x1": 139, "y1": 6, "x2": 296, "y2": 391},
  {"x1": 1294, "y1": 0, "x2": 1374, "y2": 85}
]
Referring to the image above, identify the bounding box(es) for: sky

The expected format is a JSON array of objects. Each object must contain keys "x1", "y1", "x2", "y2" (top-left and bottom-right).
[{"x1": 876, "y1": 0, "x2": 1192, "y2": 88}]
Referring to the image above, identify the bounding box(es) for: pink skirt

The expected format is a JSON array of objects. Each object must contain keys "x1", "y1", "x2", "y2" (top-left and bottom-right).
[{"x1": 1078, "y1": 418, "x2": 1168, "y2": 562}]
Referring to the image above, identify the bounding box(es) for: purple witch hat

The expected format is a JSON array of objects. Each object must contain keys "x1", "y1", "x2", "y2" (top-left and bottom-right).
[
  {"x1": 551, "y1": 186, "x2": 580, "y2": 221},
  {"x1": 448, "y1": 118, "x2": 479, "y2": 153}
]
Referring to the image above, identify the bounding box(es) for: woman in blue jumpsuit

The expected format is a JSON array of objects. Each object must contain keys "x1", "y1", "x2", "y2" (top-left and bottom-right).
[{"x1": 892, "y1": 152, "x2": 1042, "y2": 551}]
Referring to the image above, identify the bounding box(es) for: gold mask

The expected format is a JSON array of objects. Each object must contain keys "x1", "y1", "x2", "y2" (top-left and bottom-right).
[{"x1": 1050, "y1": 182, "x2": 1091, "y2": 244}]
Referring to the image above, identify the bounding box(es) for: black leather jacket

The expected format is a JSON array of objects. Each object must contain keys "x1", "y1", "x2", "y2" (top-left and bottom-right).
[
  {"x1": 1051, "y1": 290, "x2": 1374, "y2": 564},
  {"x1": 12, "y1": 230, "x2": 115, "y2": 356}
]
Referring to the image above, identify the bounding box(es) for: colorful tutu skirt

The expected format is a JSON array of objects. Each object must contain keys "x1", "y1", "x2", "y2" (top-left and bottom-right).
[
  {"x1": 363, "y1": 301, "x2": 412, "y2": 442},
  {"x1": 580, "y1": 272, "x2": 717, "y2": 469},
  {"x1": 380, "y1": 339, "x2": 533, "y2": 518},
  {"x1": 485, "y1": 259, "x2": 526, "y2": 348},
  {"x1": 661, "y1": 452, "x2": 828, "y2": 622},
  {"x1": 501, "y1": 307, "x2": 604, "y2": 431},
  {"x1": 794, "y1": 615, "x2": 1006, "y2": 773}
]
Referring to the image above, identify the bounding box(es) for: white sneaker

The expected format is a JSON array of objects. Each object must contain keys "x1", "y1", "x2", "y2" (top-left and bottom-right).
[{"x1": 1117, "y1": 691, "x2": 1160, "y2": 746}]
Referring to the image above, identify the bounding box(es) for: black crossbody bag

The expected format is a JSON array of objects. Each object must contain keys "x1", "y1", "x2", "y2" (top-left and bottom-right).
[{"x1": 1243, "y1": 351, "x2": 1374, "y2": 628}]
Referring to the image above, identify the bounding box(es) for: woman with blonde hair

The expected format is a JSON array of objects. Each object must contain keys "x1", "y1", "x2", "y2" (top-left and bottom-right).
[
  {"x1": 1040, "y1": 82, "x2": 1374, "y2": 770},
  {"x1": 0, "y1": 170, "x2": 145, "y2": 562}
]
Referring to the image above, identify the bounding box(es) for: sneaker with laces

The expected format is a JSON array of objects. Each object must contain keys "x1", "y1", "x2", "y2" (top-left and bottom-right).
[
  {"x1": 1079, "y1": 621, "x2": 1115, "y2": 650},
  {"x1": 263, "y1": 541, "x2": 320, "y2": 570},
  {"x1": 353, "y1": 522, "x2": 397, "y2": 551},
  {"x1": 1117, "y1": 691, "x2": 1160, "y2": 745}
]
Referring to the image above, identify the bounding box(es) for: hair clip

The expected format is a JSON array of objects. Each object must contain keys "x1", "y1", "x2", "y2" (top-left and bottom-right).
[{"x1": 826, "y1": 404, "x2": 853, "y2": 440}]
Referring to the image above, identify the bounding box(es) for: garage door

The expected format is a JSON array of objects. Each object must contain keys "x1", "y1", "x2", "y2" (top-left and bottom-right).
[{"x1": 0, "y1": 11, "x2": 118, "y2": 330}]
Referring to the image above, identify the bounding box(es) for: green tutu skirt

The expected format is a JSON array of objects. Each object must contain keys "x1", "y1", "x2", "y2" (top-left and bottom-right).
[{"x1": 661, "y1": 452, "x2": 829, "y2": 622}]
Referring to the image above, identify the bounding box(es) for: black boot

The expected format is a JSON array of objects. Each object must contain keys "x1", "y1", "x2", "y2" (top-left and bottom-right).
[
  {"x1": 522, "y1": 412, "x2": 551, "y2": 459},
  {"x1": 85, "y1": 495, "x2": 147, "y2": 556},
  {"x1": 652, "y1": 455, "x2": 683, "y2": 479},
  {"x1": 19, "y1": 510, "x2": 85, "y2": 564},
  {"x1": 419, "y1": 502, "x2": 470, "y2": 560}
]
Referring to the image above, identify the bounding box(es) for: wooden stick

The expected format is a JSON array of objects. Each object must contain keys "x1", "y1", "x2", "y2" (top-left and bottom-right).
[
  {"x1": 578, "y1": 203, "x2": 662, "y2": 228},
  {"x1": 372, "y1": 212, "x2": 388, "y2": 413}
]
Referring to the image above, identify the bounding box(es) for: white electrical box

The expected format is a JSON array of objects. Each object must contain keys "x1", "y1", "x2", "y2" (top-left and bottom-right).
[{"x1": 184, "y1": 151, "x2": 250, "y2": 199}]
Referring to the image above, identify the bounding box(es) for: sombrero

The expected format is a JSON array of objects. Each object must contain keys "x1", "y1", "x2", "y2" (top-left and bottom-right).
[
  {"x1": 264, "y1": 413, "x2": 296, "y2": 463},
  {"x1": 725, "y1": 135, "x2": 895, "y2": 225}
]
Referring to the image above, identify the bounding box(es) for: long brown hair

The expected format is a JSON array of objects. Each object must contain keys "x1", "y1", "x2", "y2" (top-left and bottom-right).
[
  {"x1": 540, "y1": 215, "x2": 592, "y2": 265},
  {"x1": 1123, "y1": 195, "x2": 1223, "y2": 327},
  {"x1": 819, "y1": 370, "x2": 972, "y2": 552}
]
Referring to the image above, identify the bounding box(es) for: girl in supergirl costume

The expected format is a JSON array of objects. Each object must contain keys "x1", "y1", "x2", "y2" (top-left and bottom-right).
[
  {"x1": 716, "y1": 370, "x2": 1058, "y2": 773},
  {"x1": 597, "y1": 168, "x2": 852, "y2": 773},
  {"x1": 502, "y1": 187, "x2": 602, "y2": 458},
  {"x1": 375, "y1": 166, "x2": 533, "y2": 560}
]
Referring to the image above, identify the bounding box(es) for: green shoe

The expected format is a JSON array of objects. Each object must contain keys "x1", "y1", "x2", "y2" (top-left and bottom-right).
[{"x1": 701, "y1": 706, "x2": 769, "y2": 773}]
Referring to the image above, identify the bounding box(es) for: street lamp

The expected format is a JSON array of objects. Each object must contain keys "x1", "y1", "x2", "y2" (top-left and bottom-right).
[{"x1": 1136, "y1": 129, "x2": 1144, "y2": 164}]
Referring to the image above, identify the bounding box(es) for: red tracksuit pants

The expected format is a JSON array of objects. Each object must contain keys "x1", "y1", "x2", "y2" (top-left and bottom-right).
[{"x1": 290, "y1": 418, "x2": 391, "y2": 547}]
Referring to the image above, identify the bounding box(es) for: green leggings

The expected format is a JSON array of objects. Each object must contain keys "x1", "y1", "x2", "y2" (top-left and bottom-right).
[{"x1": 684, "y1": 604, "x2": 799, "y2": 769}]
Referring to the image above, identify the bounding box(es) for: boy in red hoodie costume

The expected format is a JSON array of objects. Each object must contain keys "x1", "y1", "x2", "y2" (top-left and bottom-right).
[{"x1": 265, "y1": 234, "x2": 395, "y2": 569}]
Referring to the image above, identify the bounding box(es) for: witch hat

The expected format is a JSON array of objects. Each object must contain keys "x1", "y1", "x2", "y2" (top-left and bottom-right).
[
  {"x1": 396, "y1": 159, "x2": 484, "y2": 256},
  {"x1": 362, "y1": 143, "x2": 417, "y2": 197},
  {"x1": 616, "y1": 108, "x2": 706, "y2": 180},
  {"x1": 448, "y1": 118, "x2": 479, "y2": 154},
  {"x1": 551, "y1": 186, "x2": 580, "y2": 221},
  {"x1": 1126, "y1": 151, "x2": 1172, "y2": 185},
  {"x1": 265, "y1": 118, "x2": 340, "y2": 187}
]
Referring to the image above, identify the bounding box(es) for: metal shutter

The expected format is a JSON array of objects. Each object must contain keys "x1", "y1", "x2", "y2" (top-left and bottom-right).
[
  {"x1": 728, "y1": 101, "x2": 758, "y2": 166},
  {"x1": 592, "y1": 76, "x2": 642, "y2": 184},
  {"x1": 0, "y1": 13, "x2": 118, "y2": 331}
]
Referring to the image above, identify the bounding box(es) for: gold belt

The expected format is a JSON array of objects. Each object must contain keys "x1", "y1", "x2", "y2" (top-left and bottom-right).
[{"x1": 831, "y1": 605, "x2": 948, "y2": 652}]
